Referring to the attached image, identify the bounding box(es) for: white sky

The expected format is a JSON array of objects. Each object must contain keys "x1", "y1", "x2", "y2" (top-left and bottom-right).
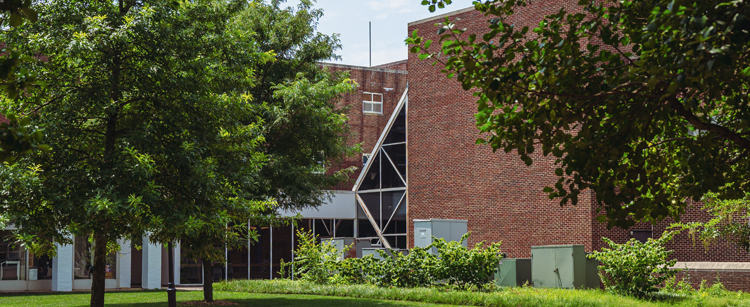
[{"x1": 284, "y1": 0, "x2": 476, "y2": 67}]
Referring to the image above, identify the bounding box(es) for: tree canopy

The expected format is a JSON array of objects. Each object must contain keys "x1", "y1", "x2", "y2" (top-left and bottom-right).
[
  {"x1": 1, "y1": 0, "x2": 357, "y2": 305},
  {"x1": 0, "y1": 0, "x2": 46, "y2": 164},
  {"x1": 408, "y1": 0, "x2": 750, "y2": 228},
  {"x1": 0, "y1": 0, "x2": 270, "y2": 305}
]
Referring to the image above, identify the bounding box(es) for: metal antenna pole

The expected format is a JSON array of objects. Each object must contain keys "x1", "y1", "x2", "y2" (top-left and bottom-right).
[{"x1": 369, "y1": 21, "x2": 372, "y2": 67}]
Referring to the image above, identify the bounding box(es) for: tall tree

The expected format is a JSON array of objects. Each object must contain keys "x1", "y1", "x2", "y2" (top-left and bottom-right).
[
  {"x1": 408, "y1": 0, "x2": 750, "y2": 228},
  {"x1": 163, "y1": 1, "x2": 358, "y2": 301},
  {"x1": 0, "y1": 1, "x2": 257, "y2": 306},
  {"x1": 238, "y1": 0, "x2": 358, "y2": 212}
]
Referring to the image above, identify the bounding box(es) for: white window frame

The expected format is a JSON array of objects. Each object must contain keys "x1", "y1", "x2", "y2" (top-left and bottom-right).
[{"x1": 362, "y1": 92, "x2": 383, "y2": 114}]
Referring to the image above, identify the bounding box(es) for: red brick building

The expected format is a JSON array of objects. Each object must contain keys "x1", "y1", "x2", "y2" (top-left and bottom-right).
[{"x1": 404, "y1": 3, "x2": 750, "y2": 290}]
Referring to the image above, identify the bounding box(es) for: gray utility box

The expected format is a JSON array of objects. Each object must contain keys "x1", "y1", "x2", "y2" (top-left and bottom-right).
[
  {"x1": 322, "y1": 237, "x2": 355, "y2": 260},
  {"x1": 531, "y1": 245, "x2": 600, "y2": 289},
  {"x1": 495, "y1": 258, "x2": 531, "y2": 287},
  {"x1": 413, "y1": 219, "x2": 468, "y2": 254}
]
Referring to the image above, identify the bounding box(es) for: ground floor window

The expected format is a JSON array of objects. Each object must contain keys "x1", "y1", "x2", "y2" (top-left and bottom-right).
[
  {"x1": 0, "y1": 230, "x2": 26, "y2": 280},
  {"x1": 73, "y1": 236, "x2": 116, "y2": 279}
]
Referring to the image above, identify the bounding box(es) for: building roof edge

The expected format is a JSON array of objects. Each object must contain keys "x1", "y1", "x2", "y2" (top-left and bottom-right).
[
  {"x1": 407, "y1": 5, "x2": 476, "y2": 27},
  {"x1": 320, "y1": 62, "x2": 407, "y2": 74}
]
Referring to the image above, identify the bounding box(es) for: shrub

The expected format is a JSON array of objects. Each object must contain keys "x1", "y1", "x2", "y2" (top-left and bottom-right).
[
  {"x1": 281, "y1": 229, "x2": 348, "y2": 284},
  {"x1": 285, "y1": 230, "x2": 501, "y2": 291},
  {"x1": 370, "y1": 246, "x2": 438, "y2": 288},
  {"x1": 431, "y1": 233, "x2": 502, "y2": 290},
  {"x1": 588, "y1": 231, "x2": 678, "y2": 297}
]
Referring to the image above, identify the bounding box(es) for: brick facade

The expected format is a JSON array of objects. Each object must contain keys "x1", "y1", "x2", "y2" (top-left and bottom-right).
[
  {"x1": 323, "y1": 63, "x2": 407, "y2": 190},
  {"x1": 673, "y1": 270, "x2": 750, "y2": 292},
  {"x1": 405, "y1": 2, "x2": 750, "y2": 264}
]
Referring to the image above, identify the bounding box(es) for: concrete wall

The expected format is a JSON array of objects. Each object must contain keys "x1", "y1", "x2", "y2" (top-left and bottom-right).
[
  {"x1": 141, "y1": 235, "x2": 162, "y2": 290},
  {"x1": 280, "y1": 191, "x2": 356, "y2": 219},
  {"x1": 51, "y1": 239, "x2": 73, "y2": 292},
  {"x1": 117, "y1": 239, "x2": 131, "y2": 288}
]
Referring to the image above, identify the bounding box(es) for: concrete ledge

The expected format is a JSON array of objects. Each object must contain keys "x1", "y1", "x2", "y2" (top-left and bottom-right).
[
  {"x1": 320, "y1": 62, "x2": 407, "y2": 74},
  {"x1": 672, "y1": 262, "x2": 750, "y2": 271}
]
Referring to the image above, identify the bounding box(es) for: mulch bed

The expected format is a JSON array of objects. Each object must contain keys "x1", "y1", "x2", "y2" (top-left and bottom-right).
[{"x1": 179, "y1": 300, "x2": 239, "y2": 306}]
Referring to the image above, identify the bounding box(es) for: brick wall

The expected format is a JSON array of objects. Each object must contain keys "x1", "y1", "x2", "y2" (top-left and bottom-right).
[
  {"x1": 322, "y1": 64, "x2": 407, "y2": 190},
  {"x1": 673, "y1": 270, "x2": 750, "y2": 292},
  {"x1": 406, "y1": 2, "x2": 750, "y2": 263},
  {"x1": 374, "y1": 60, "x2": 408, "y2": 71},
  {"x1": 407, "y1": 2, "x2": 596, "y2": 257}
]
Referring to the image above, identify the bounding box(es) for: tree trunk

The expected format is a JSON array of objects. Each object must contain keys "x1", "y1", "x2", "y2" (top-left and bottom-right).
[
  {"x1": 202, "y1": 258, "x2": 214, "y2": 302},
  {"x1": 90, "y1": 233, "x2": 107, "y2": 307}
]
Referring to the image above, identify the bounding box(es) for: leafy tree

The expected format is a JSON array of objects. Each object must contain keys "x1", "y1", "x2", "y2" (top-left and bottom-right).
[
  {"x1": 166, "y1": 1, "x2": 357, "y2": 300},
  {"x1": 0, "y1": 1, "x2": 263, "y2": 306},
  {"x1": 0, "y1": 0, "x2": 46, "y2": 164},
  {"x1": 140, "y1": 1, "x2": 357, "y2": 302},
  {"x1": 408, "y1": 0, "x2": 750, "y2": 228},
  {"x1": 237, "y1": 0, "x2": 358, "y2": 212}
]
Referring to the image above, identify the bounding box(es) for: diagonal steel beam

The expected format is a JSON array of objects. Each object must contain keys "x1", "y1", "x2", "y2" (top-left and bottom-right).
[{"x1": 355, "y1": 193, "x2": 392, "y2": 250}]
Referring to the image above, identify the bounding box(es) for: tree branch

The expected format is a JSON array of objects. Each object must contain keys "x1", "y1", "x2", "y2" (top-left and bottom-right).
[{"x1": 668, "y1": 97, "x2": 750, "y2": 151}]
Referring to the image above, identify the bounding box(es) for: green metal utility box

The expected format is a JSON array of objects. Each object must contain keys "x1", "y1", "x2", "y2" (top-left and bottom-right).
[
  {"x1": 495, "y1": 258, "x2": 531, "y2": 287},
  {"x1": 531, "y1": 245, "x2": 599, "y2": 289}
]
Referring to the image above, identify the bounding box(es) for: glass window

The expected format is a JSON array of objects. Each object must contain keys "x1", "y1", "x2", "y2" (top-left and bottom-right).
[
  {"x1": 74, "y1": 236, "x2": 116, "y2": 279},
  {"x1": 382, "y1": 107, "x2": 406, "y2": 144},
  {"x1": 1, "y1": 231, "x2": 26, "y2": 280},
  {"x1": 358, "y1": 152, "x2": 381, "y2": 191},
  {"x1": 28, "y1": 252, "x2": 53, "y2": 280},
  {"x1": 179, "y1": 246, "x2": 203, "y2": 284},
  {"x1": 631, "y1": 230, "x2": 653, "y2": 243},
  {"x1": 362, "y1": 92, "x2": 383, "y2": 114}
]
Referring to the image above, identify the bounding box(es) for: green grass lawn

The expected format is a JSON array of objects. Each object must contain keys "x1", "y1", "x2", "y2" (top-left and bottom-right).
[
  {"x1": 215, "y1": 279, "x2": 750, "y2": 307},
  {"x1": 3, "y1": 280, "x2": 750, "y2": 307},
  {"x1": 0, "y1": 291, "x2": 446, "y2": 307}
]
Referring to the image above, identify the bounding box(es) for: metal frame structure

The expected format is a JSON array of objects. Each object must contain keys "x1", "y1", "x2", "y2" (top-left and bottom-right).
[{"x1": 353, "y1": 87, "x2": 408, "y2": 250}]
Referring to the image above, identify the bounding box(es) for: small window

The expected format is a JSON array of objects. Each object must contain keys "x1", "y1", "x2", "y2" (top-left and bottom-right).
[
  {"x1": 362, "y1": 92, "x2": 383, "y2": 114},
  {"x1": 362, "y1": 153, "x2": 371, "y2": 167},
  {"x1": 631, "y1": 230, "x2": 653, "y2": 243}
]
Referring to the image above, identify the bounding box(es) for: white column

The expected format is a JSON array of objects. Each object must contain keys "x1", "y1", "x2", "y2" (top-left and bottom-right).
[
  {"x1": 174, "y1": 242, "x2": 181, "y2": 285},
  {"x1": 51, "y1": 238, "x2": 73, "y2": 292},
  {"x1": 141, "y1": 235, "x2": 162, "y2": 289},
  {"x1": 117, "y1": 238, "x2": 131, "y2": 288}
]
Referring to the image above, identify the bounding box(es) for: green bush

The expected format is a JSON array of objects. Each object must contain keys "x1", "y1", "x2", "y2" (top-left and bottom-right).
[
  {"x1": 281, "y1": 229, "x2": 347, "y2": 284},
  {"x1": 431, "y1": 233, "x2": 501, "y2": 290},
  {"x1": 588, "y1": 231, "x2": 678, "y2": 297},
  {"x1": 285, "y1": 230, "x2": 501, "y2": 290},
  {"x1": 369, "y1": 246, "x2": 438, "y2": 288}
]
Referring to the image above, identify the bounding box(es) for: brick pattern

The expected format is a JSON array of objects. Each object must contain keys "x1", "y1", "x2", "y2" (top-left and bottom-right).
[
  {"x1": 593, "y1": 202, "x2": 750, "y2": 262},
  {"x1": 322, "y1": 64, "x2": 407, "y2": 190},
  {"x1": 407, "y1": 1, "x2": 593, "y2": 258},
  {"x1": 673, "y1": 270, "x2": 750, "y2": 292},
  {"x1": 374, "y1": 60, "x2": 408, "y2": 71},
  {"x1": 406, "y1": 2, "x2": 750, "y2": 264}
]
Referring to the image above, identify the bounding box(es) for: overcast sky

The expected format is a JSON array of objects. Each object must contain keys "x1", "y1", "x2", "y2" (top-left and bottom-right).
[{"x1": 284, "y1": 0, "x2": 476, "y2": 67}]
